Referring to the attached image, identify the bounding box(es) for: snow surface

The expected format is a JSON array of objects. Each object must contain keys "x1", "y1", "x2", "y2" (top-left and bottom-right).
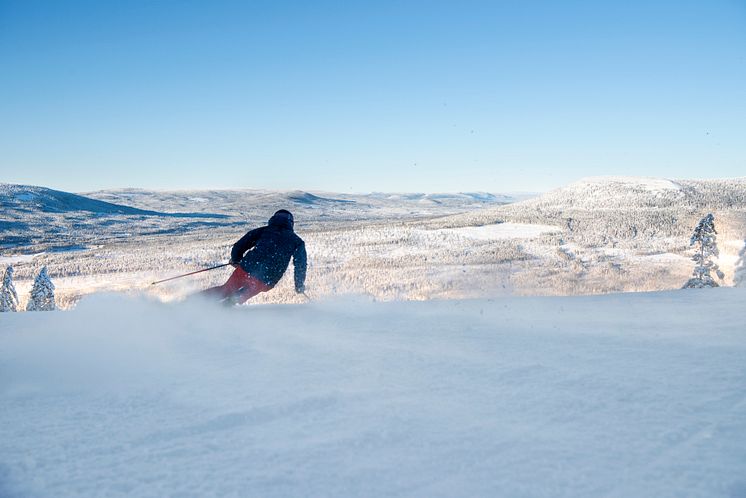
[
  {"x1": 2, "y1": 290, "x2": 746, "y2": 497},
  {"x1": 640, "y1": 252, "x2": 690, "y2": 263},
  {"x1": 0, "y1": 254, "x2": 37, "y2": 266}
]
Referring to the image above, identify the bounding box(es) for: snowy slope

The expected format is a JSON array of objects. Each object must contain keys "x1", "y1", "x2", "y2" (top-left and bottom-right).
[
  {"x1": 428, "y1": 176, "x2": 746, "y2": 267},
  {"x1": 0, "y1": 184, "x2": 231, "y2": 251},
  {"x1": 0, "y1": 184, "x2": 162, "y2": 215},
  {"x1": 512, "y1": 176, "x2": 746, "y2": 211},
  {"x1": 529, "y1": 176, "x2": 685, "y2": 210},
  {"x1": 435, "y1": 176, "x2": 746, "y2": 228},
  {"x1": 1, "y1": 290, "x2": 745, "y2": 497}
]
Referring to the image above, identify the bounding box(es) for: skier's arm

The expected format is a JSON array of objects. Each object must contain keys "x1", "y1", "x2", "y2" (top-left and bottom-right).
[
  {"x1": 231, "y1": 228, "x2": 263, "y2": 263},
  {"x1": 293, "y1": 241, "x2": 307, "y2": 293}
]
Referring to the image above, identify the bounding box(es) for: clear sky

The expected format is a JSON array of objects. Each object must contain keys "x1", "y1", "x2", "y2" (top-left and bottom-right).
[{"x1": 1, "y1": 0, "x2": 744, "y2": 193}]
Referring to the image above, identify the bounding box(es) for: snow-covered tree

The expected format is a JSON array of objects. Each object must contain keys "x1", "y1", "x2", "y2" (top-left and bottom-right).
[
  {"x1": 682, "y1": 213, "x2": 724, "y2": 289},
  {"x1": 1, "y1": 266, "x2": 19, "y2": 312},
  {"x1": 26, "y1": 266, "x2": 56, "y2": 311},
  {"x1": 735, "y1": 240, "x2": 746, "y2": 288}
]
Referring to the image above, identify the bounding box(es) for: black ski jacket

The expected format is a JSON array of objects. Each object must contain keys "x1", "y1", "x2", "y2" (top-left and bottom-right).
[{"x1": 231, "y1": 213, "x2": 307, "y2": 290}]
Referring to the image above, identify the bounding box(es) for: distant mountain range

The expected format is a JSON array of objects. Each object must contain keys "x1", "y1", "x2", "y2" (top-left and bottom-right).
[
  {"x1": 4, "y1": 178, "x2": 744, "y2": 255},
  {"x1": 0, "y1": 184, "x2": 232, "y2": 251},
  {"x1": 0, "y1": 184, "x2": 518, "y2": 251},
  {"x1": 81, "y1": 188, "x2": 521, "y2": 216}
]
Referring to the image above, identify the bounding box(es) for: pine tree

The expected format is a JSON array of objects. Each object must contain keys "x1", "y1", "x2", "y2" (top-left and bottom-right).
[
  {"x1": 735, "y1": 240, "x2": 746, "y2": 288},
  {"x1": 1, "y1": 265, "x2": 19, "y2": 312},
  {"x1": 26, "y1": 266, "x2": 56, "y2": 311},
  {"x1": 682, "y1": 213, "x2": 725, "y2": 289}
]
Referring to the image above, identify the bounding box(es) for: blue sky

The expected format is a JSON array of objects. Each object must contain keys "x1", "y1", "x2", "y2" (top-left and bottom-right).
[{"x1": 1, "y1": 0, "x2": 744, "y2": 193}]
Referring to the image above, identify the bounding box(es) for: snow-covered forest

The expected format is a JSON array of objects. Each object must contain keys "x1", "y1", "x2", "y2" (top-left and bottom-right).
[{"x1": 2, "y1": 177, "x2": 745, "y2": 308}]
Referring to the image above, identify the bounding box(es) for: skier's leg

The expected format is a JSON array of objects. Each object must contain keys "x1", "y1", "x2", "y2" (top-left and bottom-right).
[
  {"x1": 233, "y1": 276, "x2": 271, "y2": 304},
  {"x1": 200, "y1": 268, "x2": 249, "y2": 300}
]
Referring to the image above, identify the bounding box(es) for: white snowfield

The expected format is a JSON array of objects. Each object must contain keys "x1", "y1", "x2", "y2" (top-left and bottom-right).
[
  {"x1": 1, "y1": 289, "x2": 745, "y2": 498},
  {"x1": 0, "y1": 254, "x2": 37, "y2": 266}
]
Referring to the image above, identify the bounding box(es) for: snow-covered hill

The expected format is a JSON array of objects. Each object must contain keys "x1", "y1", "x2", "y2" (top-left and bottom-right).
[
  {"x1": 436, "y1": 176, "x2": 746, "y2": 225},
  {"x1": 515, "y1": 176, "x2": 746, "y2": 211},
  {"x1": 3, "y1": 177, "x2": 745, "y2": 306},
  {"x1": 1, "y1": 290, "x2": 745, "y2": 497},
  {"x1": 431, "y1": 176, "x2": 746, "y2": 256},
  {"x1": 0, "y1": 184, "x2": 232, "y2": 251},
  {"x1": 0, "y1": 184, "x2": 162, "y2": 215},
  {"x1": 405, "y1": 176, "x2": 746, "y2": 297}
]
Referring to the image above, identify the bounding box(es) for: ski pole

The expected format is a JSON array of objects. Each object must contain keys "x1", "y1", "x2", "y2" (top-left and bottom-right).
[{"x1": 150, "y1": 263, "x2": 231, "y2": 286}]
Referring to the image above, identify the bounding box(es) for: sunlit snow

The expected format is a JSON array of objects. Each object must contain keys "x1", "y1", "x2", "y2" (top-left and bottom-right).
[{"x1": 1, "y1": 290, "x2": 745, "y2": 497}]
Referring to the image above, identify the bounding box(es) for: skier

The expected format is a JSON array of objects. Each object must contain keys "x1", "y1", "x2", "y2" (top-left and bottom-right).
[{"x1": 201, "y1": 209, "x2": 307, "y2": 304}]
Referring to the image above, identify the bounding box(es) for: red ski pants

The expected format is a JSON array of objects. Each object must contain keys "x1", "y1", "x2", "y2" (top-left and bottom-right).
[{"x1": 201, "y1": 267, "x2": 271, "y2": 304}]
